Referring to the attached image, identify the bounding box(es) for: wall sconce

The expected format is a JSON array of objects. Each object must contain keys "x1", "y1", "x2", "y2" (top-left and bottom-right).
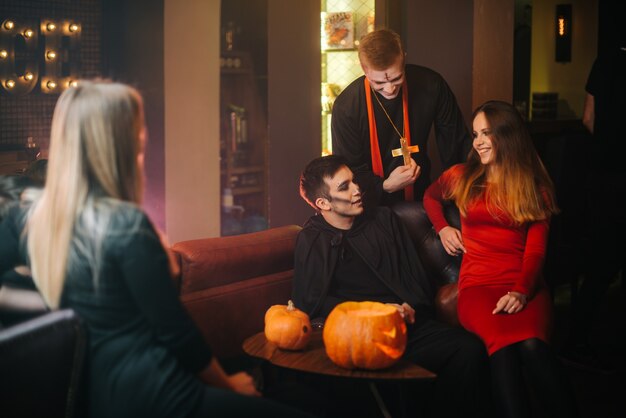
[{"x1": 555, "y1": 4, "x2": 572, "y2": 62}]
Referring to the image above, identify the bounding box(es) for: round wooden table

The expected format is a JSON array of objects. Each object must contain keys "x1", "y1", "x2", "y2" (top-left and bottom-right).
[{"x1": 243, "y1": 330, "x2": 436, "y2": 380}]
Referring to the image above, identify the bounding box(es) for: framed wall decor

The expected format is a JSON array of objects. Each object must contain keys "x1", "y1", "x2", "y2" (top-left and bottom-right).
[{"x1": 322, "y1": 11, "x2": 354, "y2": 50}]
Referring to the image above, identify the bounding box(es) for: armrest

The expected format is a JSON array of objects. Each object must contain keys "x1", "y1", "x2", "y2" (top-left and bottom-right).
[{"x1": 435, "y1": 283, "x2": 459, "y2": 327}]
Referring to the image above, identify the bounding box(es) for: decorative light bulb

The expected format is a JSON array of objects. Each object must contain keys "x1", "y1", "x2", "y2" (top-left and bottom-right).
[
  {"x1": 46, "y1": 50, "x2": 57, "y2": 60},
  {"x1": 5, "y1": 79, "x2": 16, "y2": 89},
  {"x1": 3, "y1": 21, "x2": 14, "y2": 30},
  {"x1": 69, "y1": 23, "x2": 79, "y2": 32},
  {"x1": 46, "y1": 80, "x2": 57, "y2": 90},
  {"x1": 46, "y1": 22, "x2": 56, "y2": 31},
  {"x1": 23, "y1": 29, "x2": 34, "y2": 38},
  {"x1": 68, "y1": 80, "x2": 78, "y2": 87},
  {"x1": 24, "y1": 72, "x2": 34, "y2": 81},
  {"x1": 0, "y1": 50, "x2": 8, "y2": 59}
]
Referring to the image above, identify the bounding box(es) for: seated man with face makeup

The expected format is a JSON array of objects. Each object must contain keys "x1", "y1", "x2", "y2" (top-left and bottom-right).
[
  {"x1": 292, "y1": 155, "x2": 491, "y2": 418},
  {"x1": 331, "y1": 29, "x2": 471, "y2": 207}
]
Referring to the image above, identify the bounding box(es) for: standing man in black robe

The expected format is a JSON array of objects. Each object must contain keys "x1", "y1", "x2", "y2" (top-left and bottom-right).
[
  {"x1": 331, "y1": 29, "x2": 471, "y2": 206},
  {"x1": 292, "y1": 155, "x2": 491, "y2": 418}
]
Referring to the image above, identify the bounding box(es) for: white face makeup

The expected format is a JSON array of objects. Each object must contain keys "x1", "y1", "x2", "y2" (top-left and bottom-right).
[
  {"x1": 363, "y1": 55, "x2": 405, "y2": 99},
  {"x1": 319, "y1": 165, "x2": 363, "y2": 218},
  {"x1": 472, "y1": 112, "x2": 495, "y2": 166}
]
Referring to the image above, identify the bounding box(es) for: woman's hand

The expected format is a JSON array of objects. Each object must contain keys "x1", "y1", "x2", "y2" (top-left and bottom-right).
[
  {"x1": 227, "y1": 372, "x2": 261, "y2": 397},
  {"x1": 492, "y1": 291, "x2": 528, "y2": 314},
  {"x1": 199, "y1": 358, "x2": 260, "y2": 397},
  {"x1": 438, "y1": 226, "x2": 466, "y2": 256}
]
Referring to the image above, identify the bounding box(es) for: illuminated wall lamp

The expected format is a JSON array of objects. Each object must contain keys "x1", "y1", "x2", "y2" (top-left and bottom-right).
[
  {"x1": 46, "y1": 22, "x2": 56, "y2": 31},
  {"x1": 23, "y1": 72, "x2": 34, "y2": 81},
  {"x1": 69, "y1": 23, "x2": 79, "y2": 33},
  {"x1": 23, "y1": 28, "x2": 34, "y2": 38},
  {"x1": 0, "y1": 50, "x2": 8, "y2": 59},
  {"x1": 46, "y1": 80, "x2": 57, "y2": 90},
  {"x1": 46, "y1": 50, "x2": 57, "y2": 60},
  {"x1": 3, "y1": 20, "x2": 14, "y2": 30},
  {"x1": 555, "y1": 4, "x2": 572, "y2": 63},
  {"x1": 5, "y1": 79, "x2": 16, "y2": 89}
]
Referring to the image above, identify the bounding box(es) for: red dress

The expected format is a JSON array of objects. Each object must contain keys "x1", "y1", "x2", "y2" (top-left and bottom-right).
[{"x1": 423, "y1": 165, "x2": 552, "y2": 355}]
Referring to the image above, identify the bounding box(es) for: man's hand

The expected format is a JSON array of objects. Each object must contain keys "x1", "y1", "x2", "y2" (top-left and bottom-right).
[
  {"x1": 438, "y1": 226, "x2": 466, "y2": 256},
  {"x1": 388, "y1": 302, "x2": 415, "y2": 324},
  {"x1": 383, "y1": 158, "x2": 421, "y2": 193},
  {"x1": 492, "y1": 291, "x2": 528, "y2": 315}
]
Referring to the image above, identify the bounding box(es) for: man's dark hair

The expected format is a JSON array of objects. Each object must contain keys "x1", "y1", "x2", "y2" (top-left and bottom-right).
[{"x1": 299, "y1": 155, "x2": 349, "y2": 211}]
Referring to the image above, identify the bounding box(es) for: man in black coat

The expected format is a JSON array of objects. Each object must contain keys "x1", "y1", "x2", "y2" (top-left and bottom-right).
[{"x1": 292, "y1": 155, "x2": 491, "y2": 418}]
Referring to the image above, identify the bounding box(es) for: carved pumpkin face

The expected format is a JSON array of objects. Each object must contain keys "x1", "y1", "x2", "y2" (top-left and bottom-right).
[
  {"x1": 323, "y1": 301, "x2": 407, "y2": 370},
  {"x1": 264, "y1": 300, "x2": 311, "y2": 350}
]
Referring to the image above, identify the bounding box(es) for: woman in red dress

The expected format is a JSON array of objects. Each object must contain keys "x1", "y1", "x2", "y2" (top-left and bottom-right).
[{"x1": 424, "y1": 101, "x2": 578, "y2": 418}]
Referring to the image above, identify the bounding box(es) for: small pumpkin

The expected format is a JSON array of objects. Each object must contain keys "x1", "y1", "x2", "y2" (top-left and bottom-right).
[
  {"x1": 323, "y1": 301, "x2": 407, "y2": 370},
  {"x1": 264, "y1": 300, "x2": 311, "y2": 350}
]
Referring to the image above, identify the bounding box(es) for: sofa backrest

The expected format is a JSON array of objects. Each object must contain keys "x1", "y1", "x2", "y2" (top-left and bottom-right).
[
  {"x1": 390, "y1": 200, "x2": 462, "y2": 289},
  {"x1": 0, "y1": 309, "x2": 87, "y2": 418},
  {"x1": 171, "y1": 225, "x2": 301, "y2": 358},
  {"x1": 390, "y1": 201, "x2": 462, "y2": 326}
]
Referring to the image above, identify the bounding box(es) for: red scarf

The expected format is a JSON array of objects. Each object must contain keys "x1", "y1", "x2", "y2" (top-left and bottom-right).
[{"x1": 364, "y1": 78, "x2": 414, "y2": 201}]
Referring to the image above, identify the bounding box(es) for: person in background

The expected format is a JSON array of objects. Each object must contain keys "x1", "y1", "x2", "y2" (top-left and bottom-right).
[
  {"x1": 293, "y1": 155, "x2": 492, "y2": 418},
  {"x1": 424, "y1": 100, "x2": 579, "y2": 418},
  {"x1": 331, "y1": 28, "x2": 471, "y2": 206},
  {"x1": 564, "y1": 44, "x2": 626, "y2": 371},
  {"x1": 0, "y1": 80, "x2": 312, "y2": 418},
  {"x1": 0, "y1": 175, "x2": 46, "y2": 327}
]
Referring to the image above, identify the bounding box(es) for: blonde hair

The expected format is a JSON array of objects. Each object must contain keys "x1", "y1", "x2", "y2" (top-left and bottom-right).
[
  {"x1": 358, "y1": 29, "x2": 404, "y2": 70},
  {"x1": 448, "y1": 101, "x2": 558, "y2": 224},
  {"x1": 27, "y1": 80, "x2": 144, "y2": 308}
]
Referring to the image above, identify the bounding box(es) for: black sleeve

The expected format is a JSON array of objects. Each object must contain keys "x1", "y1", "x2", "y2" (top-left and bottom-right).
[
  {"x1": 0, "y1": 205, "x2": 24, "y2": 283},
  {"x1": 432, "y1": 75, "x2": 472, "y2": 168},
  {"x1": 113, "y1": 211, "x2": 213, "y2": 373},
  {"x1": 331, "y1": 88, "x2": 385, "y2": 205},
  {"x1": 292, "y1": 228, "x2": 335, "y2": 318}
]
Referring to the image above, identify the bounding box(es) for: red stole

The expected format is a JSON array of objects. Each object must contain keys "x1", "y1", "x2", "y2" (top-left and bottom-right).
[{"x1": 364, "y1": 78, "x2": 414, "y2": 201}]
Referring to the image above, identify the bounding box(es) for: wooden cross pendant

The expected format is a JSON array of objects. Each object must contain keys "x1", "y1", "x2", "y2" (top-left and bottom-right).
[{"x1": 391, "y1": 137, "x2": 419, "y2": 166}]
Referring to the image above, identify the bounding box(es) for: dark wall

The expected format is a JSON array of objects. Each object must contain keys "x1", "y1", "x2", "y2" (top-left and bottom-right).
[
  {"x1": 102, "y1": 0, "x2": 165, "y2": 228},
  {"x1": 267, "y1": 0, "x2": 321, "y2": 227},
  {"x1": 0, "y1": 0, "x2": 102, "y2": 151}
]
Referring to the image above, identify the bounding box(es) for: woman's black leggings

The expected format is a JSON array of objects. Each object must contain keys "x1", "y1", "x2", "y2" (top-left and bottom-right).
[{"x1": 490, "y1": 338, "x2": 579, "y2": 418}]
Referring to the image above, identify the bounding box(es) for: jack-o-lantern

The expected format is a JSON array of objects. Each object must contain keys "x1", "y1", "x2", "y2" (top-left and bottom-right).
[
  {"x1": 323, "y1": 301, "x2": 407, "y2": 370},
  {"x1": 264, "y1": 300, "x2": 311, "y2": 350}
]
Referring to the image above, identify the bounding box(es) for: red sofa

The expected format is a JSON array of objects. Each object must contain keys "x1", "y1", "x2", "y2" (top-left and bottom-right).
[{"x1": 171, "y1": 202, "x2": 461, "y2": 360}]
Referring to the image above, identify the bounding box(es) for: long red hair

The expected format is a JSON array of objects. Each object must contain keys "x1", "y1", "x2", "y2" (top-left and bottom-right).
[{"x1": 446, "y1": 101, "x2": 558, "y2": 224}]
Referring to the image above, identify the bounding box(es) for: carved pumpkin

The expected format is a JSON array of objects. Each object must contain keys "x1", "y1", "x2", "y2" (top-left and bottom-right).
[
  {"x1": 264, "y1": 300, "x2": 311, "y2": 350},
  {"x1": 323, "y1": 301, "x2": 407, "y2": 370}
]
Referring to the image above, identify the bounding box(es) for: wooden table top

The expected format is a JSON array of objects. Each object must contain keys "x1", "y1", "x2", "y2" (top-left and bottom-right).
[{"x1": 243, "y1": 331, "x2": 436, "y2": 381}]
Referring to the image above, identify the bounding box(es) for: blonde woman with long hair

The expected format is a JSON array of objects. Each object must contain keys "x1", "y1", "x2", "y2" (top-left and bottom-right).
[
  {"x1": 424, "y1": 100, "x2": 578, "y2": 418},
  {"x1": 0, "y1": 80, "x2": 310, "y2": 418}
]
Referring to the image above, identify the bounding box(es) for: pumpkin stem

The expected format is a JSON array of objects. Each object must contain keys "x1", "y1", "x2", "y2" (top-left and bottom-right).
[{"x1": 287, "y1": 300, "x2": 295, "y2": 311}]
